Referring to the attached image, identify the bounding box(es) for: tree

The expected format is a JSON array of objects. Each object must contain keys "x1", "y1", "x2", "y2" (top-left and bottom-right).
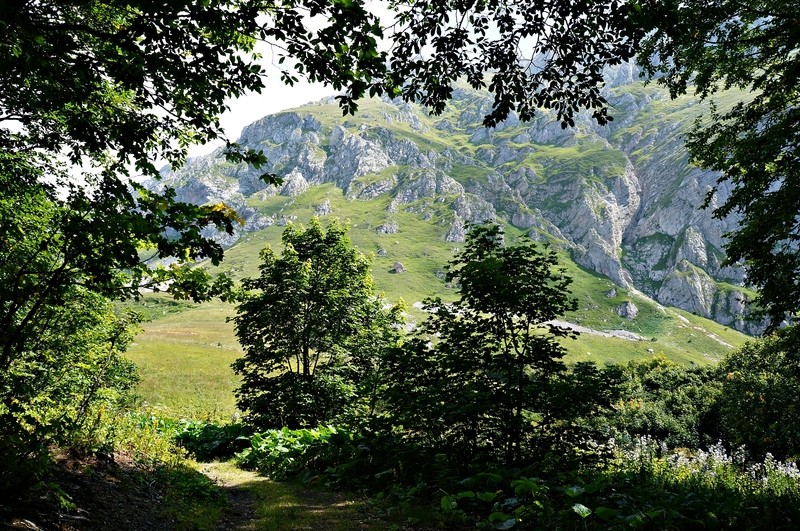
[
  {"x1": 385, "y1": 0, "x2": 800, "y2": 326},
  {"x1": 0, "y1": 288, "x2": 140, "y2": 495},
  {"x1": 0, "y1": 174, "x2": 145, "y2": 491},
  {"x1": 717, "y1": 328, "x2": 800, "y2": 459},
  {"x1": 633, "y1": 0, "x2": 800, "y2": 326},
  {"x1": 232, "y1": 219, "x2": 402, "y2": 429},
  {"x1": 385, "y1": 224, "x2": 579, "y2": 467},
  {"x1": 383, "y1": 0, "x2": 645, "y2": 127},
  {"x1": 387, "y1": 0, "x2": 800, "y2": 326}
]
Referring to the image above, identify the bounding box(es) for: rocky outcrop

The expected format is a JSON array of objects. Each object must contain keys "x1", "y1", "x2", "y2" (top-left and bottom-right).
[
  {"x1": 153, "y1": 79, "x2": 758, "y2": 332},
  {"x1": 377, "y1": 221, "x2": 399, "y2": 234},
  {"x1": 617, "y1": 301, "x2": 639, "y2": 319},
  {"x1": 315, "y1": 199, "x2": 332, "y2": 216}
]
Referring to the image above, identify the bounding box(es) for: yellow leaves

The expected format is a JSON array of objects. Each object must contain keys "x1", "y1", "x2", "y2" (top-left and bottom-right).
[{"x1": 206, "y1": 202, "x2": 245, "y2": 225}]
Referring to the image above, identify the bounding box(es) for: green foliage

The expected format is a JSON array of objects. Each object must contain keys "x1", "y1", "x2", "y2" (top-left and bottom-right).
[
  {"x1": 0, "y1": 175, "x2": 149, "y2": 494},
  {"x1": 601, "y1": 356, "x2": 722, "y2": 449},
  {"x1": 635, "y1": 0, "x2": 800, "y2": 325},
  {"x1": 717, "y1": 327, "x2": 800, "y2": 460},
  {"x1": 387, "y1": 1, "x2": 643, "y2": 127},
  {"x1": 385, "y1": 223, "x2": 592, "y2": 468},
  {"x1": 236, "y1": 426, "x2": 364, "y2": 482},
  {"x1": 0, "y1": 0, "x2": 391, "y2": 176},
  {"x1": 233, "y1": 219, "x2": 403, "y2": 429},
  {"x1": 0, "y1": 289, "x2": 141, "y2": 496},
  {"x1": 442, "y1": 440, "x2": 800, "y2": 529},
  {"x1": 104, "y1": 412, "x2": 230, "y2": 530},
  {"x1": 173, "y1": 420, "x2": 250, "y2": 462}
]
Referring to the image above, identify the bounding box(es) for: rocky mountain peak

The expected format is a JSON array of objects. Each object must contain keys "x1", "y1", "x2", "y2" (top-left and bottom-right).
[{"x1": 153, "y1": 80, "x2": 762, "y2": 334}]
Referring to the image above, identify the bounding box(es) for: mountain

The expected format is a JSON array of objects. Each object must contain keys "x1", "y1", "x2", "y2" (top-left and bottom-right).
[{"x1": 147, "y1": 74, "x2": 761, "y2": 336}]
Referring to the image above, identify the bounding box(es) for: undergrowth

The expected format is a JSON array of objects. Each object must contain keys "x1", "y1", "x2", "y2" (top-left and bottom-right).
[{"x1": 212, "y1": 424, "x2": 800, "y2": 530}]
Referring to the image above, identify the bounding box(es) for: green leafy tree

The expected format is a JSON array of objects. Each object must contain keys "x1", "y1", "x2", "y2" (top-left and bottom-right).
[
  {"x1": 383, "y1": 1, "x2": 800, "y2": 325},
  {"x1": 383, "y1": 0, "x2": 645, "y2": 127},
  {"x1": 718, "y1": 328, "x2": 800, "y2": 459},
  {"x1": 0, "y1": 176, "x2": 143, "y2": 492},
  {"x1": 385, "y1": 224, "x2": 578, "y2": 467},
  {"x1": 634, "y1": 0, "x2": 800, "y2": 326},
  {"x1": 233, "y1": 219, "x2": 402, "y2": 429},
  {"x1": 601, "y1": 356, "x2": 722, "y2": 449},
  {"x1": 0, "y1": 287, "x2": 140, "y2": 495}
]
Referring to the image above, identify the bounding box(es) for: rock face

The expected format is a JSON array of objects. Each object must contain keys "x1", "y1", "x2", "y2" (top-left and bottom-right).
[
  {"x1": 376, "y1": 221, "x2": 399, "y2": 234},
  {"x1": 152, "y1": 75, "x2": 762, "y2": 333},
  {"x1": 617, "y1": 301, "x2": 639, "y2": 319}
]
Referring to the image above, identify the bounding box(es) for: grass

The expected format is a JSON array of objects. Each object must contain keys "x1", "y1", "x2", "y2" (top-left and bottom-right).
[
  {"x1": 200, "y1": 461, "x2": 397, "y2": 531},
  {"x1": 126, "y1": 301, "x2": 243, "y2": 420}
]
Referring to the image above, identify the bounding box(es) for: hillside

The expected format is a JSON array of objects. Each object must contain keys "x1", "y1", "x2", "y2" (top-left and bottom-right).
[
  {"x1": 149, "y1": 73, "x2": 759, "y2": 335},
  {"x1": 128, "y1": 72, "x2": 760, "y2": 418}
]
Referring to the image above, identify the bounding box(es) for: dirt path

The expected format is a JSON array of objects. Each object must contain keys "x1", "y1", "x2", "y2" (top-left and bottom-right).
[
  {"x1": 199, "y1": 463, "x2": 259, "y2": 530},
  {"x1": 199, "y1": 462, "x2": 394, "y2": 531},
  {"x1": 3, "y1": 457, "x2": 437, "y2": 530}
]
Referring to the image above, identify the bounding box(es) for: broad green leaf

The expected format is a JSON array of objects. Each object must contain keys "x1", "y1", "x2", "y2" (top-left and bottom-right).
[
  {"x1": 441, "y1": 495, "x2": 458, "y2": 511},
  {"x1": 573, "y1": 503, "x2": 592, "y2": 518},
  {"x1": 493, "y1": 519, "x2": 516, "y2": 530},
  {"x1": 595, "y1": 506, "x2": 619, "y2": 521},
  {"x1": 564, "y1": 485, "x2": 585, "y2": 498},
  {"x1": 489, "y1": 511, "x2": 513, "y2": 523},
  {"x1": 477, "y1": 491, "x2": 497, "y2": 502}
]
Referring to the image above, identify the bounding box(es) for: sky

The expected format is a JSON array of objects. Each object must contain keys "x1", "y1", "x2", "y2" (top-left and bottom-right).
[
  {"x1": 189, "y1": 0, "x2": 393, "y2": 158},
  {"x1": 188, "y1": 72, "x2": 334, "y2": 158}
]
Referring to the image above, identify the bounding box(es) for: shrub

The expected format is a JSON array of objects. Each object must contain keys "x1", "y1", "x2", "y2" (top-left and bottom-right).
[
  {"x1": 600, "y1": 356, "x2": 722, "y2": 449},
  {"x1": 718, "y1": 326, "x2": 800, "y2": 460},
  {"x1": 174, "y1": 420, "x2": 250, "y2": 462},
  {"x1": 236, "y1": 426, "x2": 364, "y2": 481}
]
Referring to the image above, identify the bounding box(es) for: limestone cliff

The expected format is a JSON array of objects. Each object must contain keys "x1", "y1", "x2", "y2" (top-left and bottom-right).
[{"x1": 150, "y1": 79, "x2": 762, "y2": 334}]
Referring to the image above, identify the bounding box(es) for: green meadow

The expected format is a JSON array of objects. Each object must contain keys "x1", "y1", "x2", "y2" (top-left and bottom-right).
[
  {"x1": 125, "y1": 83, "x2": 752, "y2": 420},
  {"x1": 127, "y1": 214, "x2": 748, "y2": 420}
]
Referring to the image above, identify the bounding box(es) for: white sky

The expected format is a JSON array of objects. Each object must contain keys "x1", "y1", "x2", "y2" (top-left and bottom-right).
[
  {"x1": 189, "y1": 0, "x2": 393, "y2": 158},
  {"x1": 188, "y1": 74, "x2": 334, "y2": 158}
]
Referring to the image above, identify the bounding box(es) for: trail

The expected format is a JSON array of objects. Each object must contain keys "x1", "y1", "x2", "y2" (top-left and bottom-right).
[
  {"x1": 200, "y1": 463, "x2": 259, "y2": 530},
  {"x1": 199, "y1": 462, "x2": 401, "y2": 531},
  {"x1": 548, "y1": 319, "x2": 646, "y2": 341}
]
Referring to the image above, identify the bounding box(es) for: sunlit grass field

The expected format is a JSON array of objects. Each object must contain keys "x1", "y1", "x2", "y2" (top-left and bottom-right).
[
  {"x1": 125, "y1": 83, "x2": 752, "y2": 420},
  {"x1": 127, "y1": 297, "x2": 243, "y2": 420}
]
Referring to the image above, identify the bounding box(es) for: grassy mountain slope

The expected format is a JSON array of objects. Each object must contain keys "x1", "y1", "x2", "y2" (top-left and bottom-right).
[
  {"x1": 128, "y1": 79, "x2": 757, "y2": 419},
  {"x1": 127, "y1": 186, "x2": 748, "y2": 419}
]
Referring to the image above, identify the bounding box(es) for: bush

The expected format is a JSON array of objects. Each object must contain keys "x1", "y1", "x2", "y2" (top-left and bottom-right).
[
  {"x1": 383, "y1": 224, "x2": 582, "y2": 470},
  {"x1": 236, "y1": 426, "x2": 363, "y2": 481},
  {"x1": 442, "y1": 438, "x2": 800, "y2": 530},
  {"x1": 0, "y1": 295, "x2": 140, "y2": 496},
  {"x1": 600, "y1": 356, "x2": 722, "y2": 449},
  {"x1": 173, "y1": 421, "x2": 250, "y2": 462},
  {"x1": 718, "y1": 327, "x2": 800, "y2": 460}
]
